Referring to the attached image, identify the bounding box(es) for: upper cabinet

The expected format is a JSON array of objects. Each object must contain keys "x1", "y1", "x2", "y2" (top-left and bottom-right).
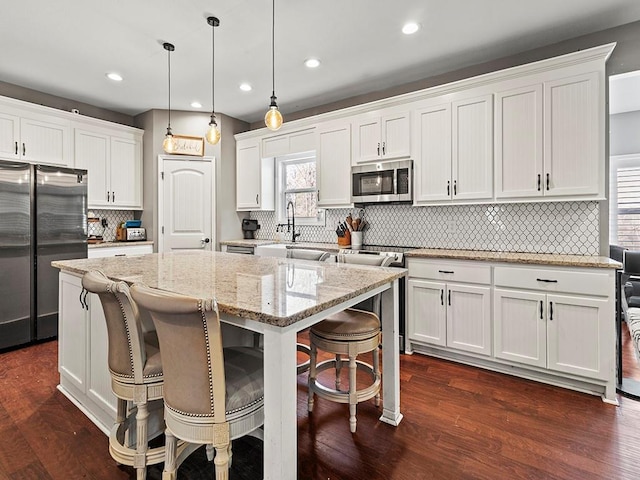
[
  {"x1": 352, "y1": 110, "x2": 410, "y2": 165},
  {"x1": 495, "y1": 72, "x2": 602, "y2": 200},
  {"x1": 0, "y1": 108, "x2": 72, "y2": 167},
  {"x1": 262, "y1": 128, "x2": 315, "y2": 158},
  {"x1": 414, "y1": 94, "x2": 493, "y2": 204},
  {"x1": 236, "y1": 138, "x2": 274, "y2": 211},
  {"x1": 317, "y1": 120, "x2": 352, "y2": 208},
  {"x1": 74, "y1": 127, "x2": 143, "y2": 209}
]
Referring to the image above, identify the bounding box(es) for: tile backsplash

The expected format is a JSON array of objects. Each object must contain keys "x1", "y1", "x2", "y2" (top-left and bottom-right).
[
  {"x1": 249, "y1": 201, "x2": 599, "y2": 255},
  {"x1": 89, "y1": 210, "x2": 134, "y2": 242}
]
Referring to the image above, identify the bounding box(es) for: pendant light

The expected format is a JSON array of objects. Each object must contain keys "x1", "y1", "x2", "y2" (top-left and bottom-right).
[
  {"x1": 162, "y1": 42, "x2": 177, "y2": 154},
  {"x1": 205, "y1": 16, "x2": 221, "y2": 145},
  {"x1": 265, "y1": 0, "x2": 283, "y2": 131}
]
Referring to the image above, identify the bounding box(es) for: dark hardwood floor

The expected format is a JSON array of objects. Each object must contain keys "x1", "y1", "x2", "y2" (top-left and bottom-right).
[{"x1": 2, "y1": 339, "x2": 640, "y2": 479}]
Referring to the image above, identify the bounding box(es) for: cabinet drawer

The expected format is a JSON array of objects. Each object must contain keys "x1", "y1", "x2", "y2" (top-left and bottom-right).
[
  {"x1": 408, "y1": 259, "x2": 491, "y2": 285},
  {"x1": 494, "y1": 266, "x2": 610, "y2": 297}
]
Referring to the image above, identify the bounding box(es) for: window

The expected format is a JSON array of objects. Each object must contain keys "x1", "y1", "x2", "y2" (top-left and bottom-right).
[
  {"x1": 610, "y1": 154, "x2": 640, "y2": 249},
  {"x1": 276, "y1": 153, "x2": 324, "y2": 226}
]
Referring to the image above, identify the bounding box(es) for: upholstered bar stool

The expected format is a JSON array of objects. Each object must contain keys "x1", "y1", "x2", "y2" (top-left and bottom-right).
[
  {"x1": 286, "y1": 248, "x2": 331, "y2": 374},
  {"x1": 130, "y1": 284, "x2": 264, "y2": 480},
  {"x1": 308, "y1": 254, "x2": 393, "y2": 433},
  {"x1": 81, "y1": 270, "x2": 165, "y2": 480}
]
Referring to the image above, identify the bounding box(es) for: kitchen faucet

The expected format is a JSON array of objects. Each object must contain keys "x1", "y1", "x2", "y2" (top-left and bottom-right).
[{"x1": 286, "y1": 200, "x2": 301, "y2": 242}]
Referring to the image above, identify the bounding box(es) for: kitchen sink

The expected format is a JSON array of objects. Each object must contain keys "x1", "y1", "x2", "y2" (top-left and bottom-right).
[{"x1": 254, "y1": 243, "x2": 291, "y2": 258}]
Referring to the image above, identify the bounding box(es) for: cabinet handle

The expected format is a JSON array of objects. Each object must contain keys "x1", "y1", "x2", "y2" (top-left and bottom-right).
[
  {"x1": 114, "y1": 254, "x2": 126, "y2": 257},
  {"x1": 22, "y1": 143, "x2": 26, "y2": 156},
  {"x1": 549, "y1": 301, "x2": 554, "y2": 320},
  {"x1": 112, "y1": 191, "x2": 115, "y2": 202},
  {"x1": 14, "y1": 141, "x2": 18, "y2": 155},
  {"x1": 536, "y1": 278, "x2": 558, "y2": 283},
  {"x1": 546, "y1": 173, "x2": 550, "y2": 191},
  {"x1": 256, "y1": 194, "x2": 259, "y2": 205},
  {"x1": 537, "y1": 174, "x2": 541, "y2": 191},
  {"x1": 79, "y1": 288, "x2": 85, "y2": 309},
  {"x1": 447, "y1": 181, "x2": 450, "y2": 196},
  {"x1": 382, "y1": 141, "x2": 386, "y2": 155},
  {"x1": 438, "y1": 270, "x2": 454, "y2": 274},
  {"x1": 440, "y1": 289, "x2": 444, "y2": 305},
  {"x1": 377, "y1": 142, "x2": 380, "y2": 156},
  {"x1": 540, "y1": 300, "x2": 543, "y2": 320},
  {"x1": 453, "y1": 180, "x2": 457, "y2": 196},
  {"x1": 107, "y1": 191, "x2": 110, "y2": 202},
  {"x1": 317, "y1": 191, "x2": 320, "y2": 201},
  {"x1": 448, "y1": 290, "x2": 451, "y2": 306}
]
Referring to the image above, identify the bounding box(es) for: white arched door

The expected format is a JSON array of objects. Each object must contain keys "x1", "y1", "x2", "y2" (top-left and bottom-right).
[{"x1": 158, "y1": 155, "x2": 215, "y2": 252}]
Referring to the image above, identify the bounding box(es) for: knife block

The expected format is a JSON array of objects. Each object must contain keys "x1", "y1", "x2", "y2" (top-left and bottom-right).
[{"x1": 337, "y1": 230, "x2": 351, "y2": 247}]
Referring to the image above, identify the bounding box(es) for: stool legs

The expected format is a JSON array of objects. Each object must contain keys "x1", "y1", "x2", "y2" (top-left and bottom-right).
[
  {"x1": 335, "y1": 354, "x2": 343, "y2": 389},
  {"x1": 134, "y1": 400, "x2": 149, "y2": 480},
  {"x1": 163, "y1": 430, "x2": 177, "y2": 480},
  {"x1": 348, "y1": 354, "x2": 357, "y2": 433},
  {"x1": 373, "y1": 346, "x2": 381, "y2": 407},
  {"x1": 308, "y1": 343, "x2": 317, "y2": 412}
]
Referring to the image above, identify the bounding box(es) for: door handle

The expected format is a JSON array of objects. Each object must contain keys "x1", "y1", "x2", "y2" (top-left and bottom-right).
[{"x1": 201, "y1": 238, "x2": 211, "y2": 245}]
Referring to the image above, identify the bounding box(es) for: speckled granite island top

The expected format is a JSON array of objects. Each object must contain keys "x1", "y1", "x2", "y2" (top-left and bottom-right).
[
  {"x1": 406, "y1": 248, "x2": 620, "y2": 269},
  {"x1": 52, "y1": 251, "x2": 406, "y2": 327}
]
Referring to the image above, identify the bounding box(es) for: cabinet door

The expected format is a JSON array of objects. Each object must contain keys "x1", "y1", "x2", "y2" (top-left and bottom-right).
[
  {"x1": 353, "y1": 116, "x2": 381, "y2": 164},
  {"x1": 407, "y1": 279, "x2": 446, "y2": 346},
  {"x1": 317, "y1": 122, "x2": 352, "y2": 207},
  {"x1": 0, "y1": 112, "x2": 20, "y2": 160},
  {"x1": 546, "y1": 294, "x2": 609, "y2": 380},
  {"x1": 20, "y1": 116, "x2": 71, "y2": 166},
  {"x1": 58, "y1": 273, "x2": 87, "y2": 394},
  {"x1": 110, "y1": 135, "x2": 142, "y2": 208},
  {"x1": 75, "y1": 129, "x2": 110, "y2": 207},
  {"x1": 381, "y1": 112, "x2": 410, "y2": 160},
  {"x1": 495, "y1": 85, "x2": 543, "y2": 199},
  {"x1": 414, "y1": 103, "x2": 452, "y2": 203},
  {"x1": 236, "y1": 139, "x2": 261, "y2": 210},
  {"x1": 544, "y1": 72, "x2": 600, "y2": 197},
  {"x1": 452, "y1": 95, "x2": 493, "y2": 200},
  {"x1": 86, "y1": 292, "x2": 117, "y2": 414},
  {"x1": 446, "y1": 283, "x2": 491, "y2": 356},
  {"x1": 494, "y1": 288, "x2": 546, "y2": 368}
]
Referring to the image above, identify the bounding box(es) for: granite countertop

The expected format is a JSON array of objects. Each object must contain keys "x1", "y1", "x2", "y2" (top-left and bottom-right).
[
  {"x1": 406, "y1": 248, "x2": 621, "y2": 269},
  {"x1": 89, "y1": 241, "x2": 154, "y2": 249},
  {"x1": 52, "y1": 251, "x2": 405, "y2": 327}
]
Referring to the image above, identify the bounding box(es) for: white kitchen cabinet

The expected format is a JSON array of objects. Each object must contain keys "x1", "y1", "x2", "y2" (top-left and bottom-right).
[
  {"x1": 262, "y1": 128, "x2": 315, "y2": 158},
  {"x1": 413, "y1": 94, "x2": 493, "y2": 204},
  {"x1": 495, "y1": 72, "x2": 602, "y2": 200},
  {"x1": 0, "y1": 108, "x2": 72, "y2": 166},
  {"x1": 58, "y1": 272, "x2": 116, "y2": 431},
  {"x1": 317, "y1": 120, "x2": 352, "y2": 208},
  {"x1": 352, "y1": 110, "x2": 410, "y2": 164},
  {"x1": 74, "y1": 127, "x2": 143, "y2": 209},
  {"x1": 544, "y1": 72, "x2": 601, "y2": 197},
  {"x1": 88, "y1": 243, "x2": 153, "y2": 258},
  {"x1": 407, "y1": 260, "x2": 491, "y2": 356},
  {"x1": 236, "y1": 138, "x2": 275, "y2": 211},
  {"x1": 494, "y1": 267, "x2": 611, "y2": 381}
]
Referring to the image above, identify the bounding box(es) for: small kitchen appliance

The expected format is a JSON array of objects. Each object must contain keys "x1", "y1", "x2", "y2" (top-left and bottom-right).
[
  {"x1": 241, "y1": 219, "x2": 260, "y2": 239},
  {"x1": 351, "y1": 159, "x2": 413, "y2": 204}
]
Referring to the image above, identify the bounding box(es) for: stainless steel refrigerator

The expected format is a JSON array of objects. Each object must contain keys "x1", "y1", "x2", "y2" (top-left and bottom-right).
[{"x1": 0, "y1": 160, "x2": 87, "y2": 350}]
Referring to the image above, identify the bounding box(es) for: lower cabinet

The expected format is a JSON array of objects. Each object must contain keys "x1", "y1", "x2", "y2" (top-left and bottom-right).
[
  {"x1": 58, "y1": 272, "x2": 116, "y2": 433},
  {"x1": 407, "y1": 258, "x2": 616, "y2": 402}
]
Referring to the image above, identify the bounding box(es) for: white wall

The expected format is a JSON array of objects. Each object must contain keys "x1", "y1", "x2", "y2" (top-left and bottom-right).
[{"x1": 611, "y1": 111, "x2": 640, "y2": 156}]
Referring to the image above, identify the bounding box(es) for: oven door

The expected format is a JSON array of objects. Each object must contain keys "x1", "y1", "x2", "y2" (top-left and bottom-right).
[{"x1": 352, "y1": 168, "x2": 395, "y2": 203}]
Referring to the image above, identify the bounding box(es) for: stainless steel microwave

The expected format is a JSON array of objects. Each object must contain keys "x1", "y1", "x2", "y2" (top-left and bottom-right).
[{"x1": 351, "y1": 159, "x2": 413, "y2": 204}]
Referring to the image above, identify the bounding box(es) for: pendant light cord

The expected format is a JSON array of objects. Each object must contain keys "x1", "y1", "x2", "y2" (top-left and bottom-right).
[
  {"x1": 271, "y1": 0, "x2": 275, "y2": 97},
  {"x1": 167, "y1": 45, "x2": 171, "y2": 129},
  {"x1": 212, "y1": 18, "x2": 215, "y2": 115}
]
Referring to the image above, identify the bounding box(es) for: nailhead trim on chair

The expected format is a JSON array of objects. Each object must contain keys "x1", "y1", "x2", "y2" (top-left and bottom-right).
[
  {"x1": 106, "y1": 281, "x2": 136, "y2": 379},
  {"x1": 199, "y1": 298, "x2": 217, "y2": 416}
]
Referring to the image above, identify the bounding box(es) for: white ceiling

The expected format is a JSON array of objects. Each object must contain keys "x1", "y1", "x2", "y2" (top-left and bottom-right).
[{"x1": 3, "y1": 0, "x2": 640, "y2": 123}]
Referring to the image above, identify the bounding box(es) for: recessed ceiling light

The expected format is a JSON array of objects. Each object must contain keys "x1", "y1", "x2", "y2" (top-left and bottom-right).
[
  {"x1": 106, "y1": 72, "x2": 123, "y2": 82},
  {"x1": 402, "y1": 22, "x2": 420, "y2": 35},
  {"x1": 191, "y1": 101, "x2": 203, "y2": 108},
  {"x1": 239, "y1": 83, "x2": 252, "y2": 92},
  {"x1": 304, "y1": 58, "x2": 321, "y2": 68}
]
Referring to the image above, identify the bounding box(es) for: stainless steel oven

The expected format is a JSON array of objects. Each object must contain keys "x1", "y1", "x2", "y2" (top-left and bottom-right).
[{"x1": 339, "y1": 245, "x2": 411, "y2": 353}]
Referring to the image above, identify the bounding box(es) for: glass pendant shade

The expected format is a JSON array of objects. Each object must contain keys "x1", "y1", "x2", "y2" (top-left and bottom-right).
[
  {"x1": 265, "y1": 105, "x2": 283, "y2": 131},
  {"x1": 163, "y1": 133, "x2": 177, "y2": 153},
  {"x1": 205, "y1": 115, "x2": 221, "y2": 145}
]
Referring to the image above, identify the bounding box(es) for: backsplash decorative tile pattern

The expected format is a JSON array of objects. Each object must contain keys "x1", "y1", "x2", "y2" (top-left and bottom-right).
[
  {"x1": 90, "y1": 210, "x2": 134, "y2": 241},
  {"x1": 250, "y1": 202, "x2": 599, "y2": 255}
]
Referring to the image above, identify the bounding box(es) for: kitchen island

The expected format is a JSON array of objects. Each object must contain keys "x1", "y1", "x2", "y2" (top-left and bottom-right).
[{"x1": 52, "y1": 250, "x2": 406, "y2": 480}]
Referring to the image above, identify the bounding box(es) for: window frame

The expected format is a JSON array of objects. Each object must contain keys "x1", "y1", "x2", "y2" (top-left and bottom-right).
[
  {"x1": 610, "y1": 153, "x2": 640, "y2": 249},
  {"x1": 275, "y1": 151, "x2": 325, "y2": 226}
]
